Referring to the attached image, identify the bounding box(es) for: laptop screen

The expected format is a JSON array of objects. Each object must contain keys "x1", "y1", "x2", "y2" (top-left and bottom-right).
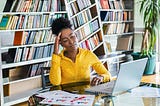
[{"x1": 112, "y1": 58, "x2": 148, "y2": 95}]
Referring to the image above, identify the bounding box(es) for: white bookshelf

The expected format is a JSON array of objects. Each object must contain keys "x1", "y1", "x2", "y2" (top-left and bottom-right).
[
  {"x1": 98, "y1": 0, "x2": 134, "y2": 54},
  {"x1": 65, "y1": 0, "x2": 107, "y2": 56},
  {"x1": 0, "y1": 0, "x2": 68, "y2": 105}
]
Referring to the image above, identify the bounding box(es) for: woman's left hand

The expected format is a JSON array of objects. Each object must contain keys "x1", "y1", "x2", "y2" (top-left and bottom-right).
[{"x1": 91, "y1": 76, "x2": 104, "y2": 86}]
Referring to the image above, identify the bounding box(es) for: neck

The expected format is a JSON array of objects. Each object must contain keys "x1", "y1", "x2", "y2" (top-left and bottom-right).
[{"x1": 64, "y1": 48, "x2": 79, "y2": 62}]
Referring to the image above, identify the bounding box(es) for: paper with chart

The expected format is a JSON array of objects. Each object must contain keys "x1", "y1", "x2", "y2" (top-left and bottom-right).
[{"x1": 36, "y1": 90, "x2": 95, "y2": 105}]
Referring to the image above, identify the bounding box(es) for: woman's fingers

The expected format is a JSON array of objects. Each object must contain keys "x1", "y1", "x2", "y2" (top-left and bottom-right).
[
  {"x1": 54, "y1": 32, "x2": 61, "y2": 54},
  {"x1": 91, "y1": 76, "x2": 103, "y2": 86}
]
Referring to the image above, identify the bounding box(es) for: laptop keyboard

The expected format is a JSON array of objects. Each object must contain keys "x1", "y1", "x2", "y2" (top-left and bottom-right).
[{"x1": 85, "y1": 81, "x2": 116, "y2": 94}]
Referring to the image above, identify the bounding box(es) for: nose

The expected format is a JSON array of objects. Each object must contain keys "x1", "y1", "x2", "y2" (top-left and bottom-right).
[{"x1": 68, "y1": 38, "x2": 74, "y2": 44}]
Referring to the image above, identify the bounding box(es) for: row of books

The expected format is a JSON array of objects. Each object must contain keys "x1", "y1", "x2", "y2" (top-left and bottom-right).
[
  {"x1": 71, "y1": 9, "x2": 93, "y2": 29},
  {"x1": 13, "y1": 30, "x2": 54, "y2": 46},
  {"x1": 100, "y1": 11, "x2": 133, "y2": 21},
  {"x1": 3, "y1": 44, "x2": 53, "y2": 63},
  {"x1": 75, "y1": 19, "x2": 99, "y2": 41},
  {"x1": 3, "y1": 0, "x2": 65, "y2": 12},
  {"x1": 103, "y1": 23, "x2": 132, "y2": 35},
  {"x1": 99, "y1": 0, "x2": 128, "y2": 9},
  {"x1": 69, "y1": 0, "x2": 92, "y2": 16},
  {"x1": 0, "y1": 13, "x2": 66, "y2": 30},
  {"x1": 79, "y1": 33, "x2": 101, "y2": 50},
  {"x1": 7, "y1": 61, "x2": 51, "y2": 82},
  {"x1": 105, "y1": 35, "x2": 133, "y2": 52},
  {"x1": 28, "y1": 61, "x2": 51, "y2": 77}
]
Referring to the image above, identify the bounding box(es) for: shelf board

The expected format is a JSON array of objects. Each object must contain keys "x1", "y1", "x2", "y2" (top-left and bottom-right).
[
  {"x1": 4, "y1": 88, "x2": 41, "y2": 106},
  {"x1": 3, "y1": 76, "x2": 40, "y2": 85},
  {"x1": 0, "y1": 11, "x2": 67, "y2": 15},
  {"x1": 67, "y1": 0, "x2": 76, "y2": 4},
  {"x1": 99, "y1": 9, "x2": 133, "y2": 12},
  {"x1": 70, "y1": 3, "x2": 96, "y2": 19},
  {"x1": 92, "y1": 42, "x2": 104, "y2": 52},
  {"x1": 0, "y1": 27, "x2": 51, "y2": 32},
  {"x1": 102, "y1": 20, "x2": 134, "y2": 24},
  {"x1": 78, "y1": 28, "x2": 101, "y2": 44},
  {"x1": 98, "y1": 53, "x2": 125, "y2": 62},
  {"x1": 1, "y1": 42, "x2": 54, "y2": 50},
  {"x1": 104, "y1": 32, "x2": 134, "y2": 37},
  {"x1": 2, "y1": 57, "x2": 51, "y2": 69}
]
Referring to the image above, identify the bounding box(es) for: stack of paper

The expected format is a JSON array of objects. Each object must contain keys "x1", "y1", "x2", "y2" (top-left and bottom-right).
[{"x1": 36, "y1": 90, "x2": 95, "y2": 105}]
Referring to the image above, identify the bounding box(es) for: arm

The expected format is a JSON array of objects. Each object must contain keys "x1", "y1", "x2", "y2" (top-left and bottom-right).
[
  {"x1": 88, "y1": 52, "x2": 111, "y2": 85},
  {"x1": 49, "y1": 33, "x2": 62, "y2": 85},
  {"x1": 49, "y1": 54, "x2": 61, "y2": 85}
]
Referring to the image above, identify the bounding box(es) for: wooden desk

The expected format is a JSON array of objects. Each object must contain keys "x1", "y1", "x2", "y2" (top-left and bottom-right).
[{"x1": 141, "y1": 73, "x2": 160, "y2": 85}]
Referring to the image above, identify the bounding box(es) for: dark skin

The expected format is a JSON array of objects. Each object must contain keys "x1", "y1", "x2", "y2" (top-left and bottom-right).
[{"x1": 53, "y1": 28, "x2": 104, "y2": 86}]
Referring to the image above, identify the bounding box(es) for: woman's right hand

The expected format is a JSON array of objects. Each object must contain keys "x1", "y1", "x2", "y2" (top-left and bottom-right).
[{"x1": 54, "y1": 33, "x2": 61, "y2": 55}]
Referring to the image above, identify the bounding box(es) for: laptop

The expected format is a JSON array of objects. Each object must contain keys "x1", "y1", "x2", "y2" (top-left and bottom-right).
[{"x1": 85, "y1": 58, "x2": 148, "y2": 96}]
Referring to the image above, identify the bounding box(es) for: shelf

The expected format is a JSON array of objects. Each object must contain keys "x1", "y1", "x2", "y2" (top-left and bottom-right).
[
  {"x1": 99, "y1": 9, "x2": 133, "y2": 12},
  {"x1": 104, "y1": 32, "x2": 134, "y2": 37},
  {"x1": 0, "y1": 27, "x2": 51, "y2": 32},
  {"x1": 0, "y1": 11, "x2": 67, "y2": 15},
  {"x1": 3, "y1": 75, "x2": 41, "y2": 85},
  {"x1": 102, "y1": 20, "x2": 134, "y2": 24},
  {"x1": 98, "y1": 53, "x2": 125, "y2": 62},
  {"x1": 4, "y1": 88, "x2": 41, "y2": 106},
  {"x1": 74, "y1": 16, "x2": 98, "y2": 32},
  {"x1": 70, "y1": 3, "x2": 96, "y2": 18},
  {"x1": 1, "y1": 42, "x2": 54, "y2": 50},
  {"x1": 2, "y1": 57, "x2": 51, "y2": 69},
  {"x1": 78, "y1": 29, "x2": 101, "y2": 44}
]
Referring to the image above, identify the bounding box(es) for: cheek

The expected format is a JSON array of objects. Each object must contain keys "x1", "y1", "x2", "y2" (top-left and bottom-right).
[{"x1": 61, "y1": 42, "x2": 68, "y2": 47}]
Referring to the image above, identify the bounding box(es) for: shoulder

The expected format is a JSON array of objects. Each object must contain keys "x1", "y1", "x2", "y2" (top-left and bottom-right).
[
  {"x1": 79, "y1": 47, "x2": 92, "y2": 54},
  {"x1": 78, "y1": 47, "x2": 95, "y2": 57}
]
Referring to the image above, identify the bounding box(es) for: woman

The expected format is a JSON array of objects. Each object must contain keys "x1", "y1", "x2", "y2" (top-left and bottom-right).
[{"x1": 49, "y1": 17, "x2": 111, "y2": 86}]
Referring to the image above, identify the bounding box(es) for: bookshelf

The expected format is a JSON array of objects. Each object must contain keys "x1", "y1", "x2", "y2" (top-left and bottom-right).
[
  {"x1": 64, "y1": 0, "x2": 106, "y2": 56},
  {"x1": 0, "y1": 0, "x2": 68, "y2": 105},
  {"x1": 97, "y1": 0, "x2": 134, "y2": 76},
  {"x1": 98, "y1": 0, "x2": 134, "y2": 54},
  {"x1": 64, "y1": 0, "x2": 123, "y2": 78}
]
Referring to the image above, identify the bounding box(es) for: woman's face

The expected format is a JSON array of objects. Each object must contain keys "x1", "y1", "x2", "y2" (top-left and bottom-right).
[{"x1": 60, "y1": 28, "x2": 78, "y2": 51}]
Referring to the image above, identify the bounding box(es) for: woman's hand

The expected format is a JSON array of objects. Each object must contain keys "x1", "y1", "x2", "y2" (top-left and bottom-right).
[
  {"x1": 91, "y1": 76, "x2": 104, "y2": 86},
  {"x1": 54, "y1": 33, "x2": 61, "y2": 55}
]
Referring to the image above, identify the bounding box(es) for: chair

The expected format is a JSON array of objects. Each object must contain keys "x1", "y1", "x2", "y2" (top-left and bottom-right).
[{"x1": 40, "y1": 67, "x2": 52, "y2": 90}]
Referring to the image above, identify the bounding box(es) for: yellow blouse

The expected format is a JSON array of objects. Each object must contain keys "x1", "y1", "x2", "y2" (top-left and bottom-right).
[{"x1": 49, "y1": 48, "x2": 111, "y2": 85}]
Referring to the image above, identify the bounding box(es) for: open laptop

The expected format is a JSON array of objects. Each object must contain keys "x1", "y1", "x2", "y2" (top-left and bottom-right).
[{"x1": 85, "y1": 58, "x2": 148, "y2": 96}]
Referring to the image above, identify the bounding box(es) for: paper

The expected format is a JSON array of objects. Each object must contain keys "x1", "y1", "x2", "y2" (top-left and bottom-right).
[
  {"x1": 37, "y1": 90, "x2": 95, "y2": 106},
  {"x1": 130, "y1": 86, "x2": 160, "y2": 97}
]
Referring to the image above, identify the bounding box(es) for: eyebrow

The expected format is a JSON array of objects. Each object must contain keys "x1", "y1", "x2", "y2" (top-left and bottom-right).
[{"x1": 61, "y1": 32, "x2": 74, "y2": 40}]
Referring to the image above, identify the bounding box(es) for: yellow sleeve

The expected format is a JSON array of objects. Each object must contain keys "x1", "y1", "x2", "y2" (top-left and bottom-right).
[
  {"x1": 88, "y1": 52, "x2": 111, "y2": 82},
  {"x1": 49, "y1": 54, "x2": 61, "y2": 85}
]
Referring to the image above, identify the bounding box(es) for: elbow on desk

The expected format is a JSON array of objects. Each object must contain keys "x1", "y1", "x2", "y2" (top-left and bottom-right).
[{"x1": 49, "y1": 76, "x2": 61, "y2": 86}]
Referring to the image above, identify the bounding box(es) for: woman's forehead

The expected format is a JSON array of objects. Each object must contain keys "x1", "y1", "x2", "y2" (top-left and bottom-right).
[{"x1": 61, "y1": 28, "x2": 73, "y2": 37}]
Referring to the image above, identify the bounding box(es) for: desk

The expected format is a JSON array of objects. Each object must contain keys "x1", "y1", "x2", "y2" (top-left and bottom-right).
[
  {"x1": 28, "y1": 80, "x2": 160, "y2": 106},
  {"x1": 141, "y1": 73, "x2": 160, "y2": 85}
]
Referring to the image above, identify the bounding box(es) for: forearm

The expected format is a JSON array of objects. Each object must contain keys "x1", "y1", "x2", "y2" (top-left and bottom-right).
[
  {"x1": 49, "y1": 54, "x2": 61, "y2": 85},
  {"x1": 93, "y1": 62, "x2": 111, "y2": 82}
]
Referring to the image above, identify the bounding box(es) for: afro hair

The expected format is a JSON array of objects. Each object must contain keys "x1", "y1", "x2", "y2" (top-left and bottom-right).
[{"x1": 51, "y1": 17, "x2": 72, "y2": 35}]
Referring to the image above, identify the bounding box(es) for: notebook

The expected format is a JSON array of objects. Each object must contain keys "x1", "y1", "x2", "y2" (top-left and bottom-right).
[{"x1": 85, "y1": 58, "x2": 148, "y2": 96}]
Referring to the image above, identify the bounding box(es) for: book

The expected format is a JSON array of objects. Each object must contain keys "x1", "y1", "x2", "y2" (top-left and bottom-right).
[
  {"x1": 3, "y1": 0, "x2": 14, "y2": 12},
  {"x1": 116, "y1": 36, "x2": 133, "y2": 51},
  {"x1": 13, "y1": 31, "x2": 24, "y2": 45},
  {"x1": 100, "y1": 0, "x2": 110, "y2": 9},
  {"x1": 0, "y1": 15, "x2": 10, "y2": 30}
]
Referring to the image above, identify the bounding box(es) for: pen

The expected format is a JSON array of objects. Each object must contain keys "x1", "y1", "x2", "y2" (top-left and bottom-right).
[{"x1": 70, "y1": 96, "x2": 86, "y2": 102}]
